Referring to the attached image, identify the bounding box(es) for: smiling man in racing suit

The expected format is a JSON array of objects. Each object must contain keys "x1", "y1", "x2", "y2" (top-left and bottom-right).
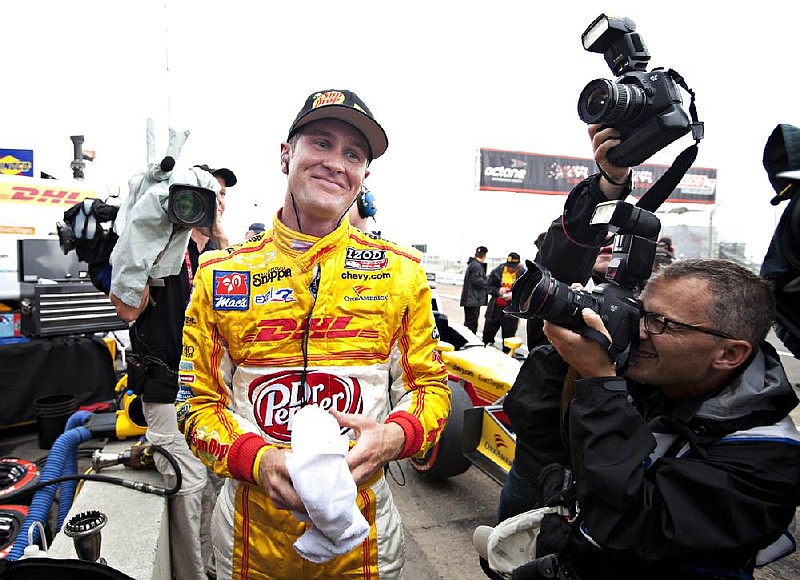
[{"x1": 177, "y1": 89, "x2": 450, "y2": 579}]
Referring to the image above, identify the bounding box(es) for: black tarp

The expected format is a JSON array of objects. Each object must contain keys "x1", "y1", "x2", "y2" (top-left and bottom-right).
[{"x1": 0, "y1": 335, "x2": 116, "y2": 427}]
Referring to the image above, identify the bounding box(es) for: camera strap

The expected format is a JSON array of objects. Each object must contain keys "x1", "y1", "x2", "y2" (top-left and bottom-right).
[
  {"x1": 578, "y1": 326, "x2": 611, "y2": 351},
  {"x1": 635, "y1": 69, "x2": 704, "y2": 213}
]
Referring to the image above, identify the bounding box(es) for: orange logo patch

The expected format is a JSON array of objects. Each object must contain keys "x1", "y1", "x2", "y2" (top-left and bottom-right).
[{"x1": 312, "y1": 91, "x2": 346, "y2": 109}]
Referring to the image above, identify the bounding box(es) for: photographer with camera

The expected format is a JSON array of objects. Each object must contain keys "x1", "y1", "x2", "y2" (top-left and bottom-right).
[
  {"x1": 495, "y1": 125, "x2": 631, "y2": 528},
  {"x1": 495, "y1": 122, "x2": 800, "y2": 579},
  {"x1": 497, "y1": 241, "x2": 614, "y2": 528},
  {"x1": 110, "y1": 160, "x2": 236, "y2": 580},
  {"x1": 483, "y1": 17, "x2": 800, "y2": 578}
]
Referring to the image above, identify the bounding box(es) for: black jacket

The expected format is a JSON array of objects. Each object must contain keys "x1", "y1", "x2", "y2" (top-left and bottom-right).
[
  {"x1": 566, "y1": 348, "x2": 800, "y2": 578},
  {"x1": 131, "y1": 237, "x2": 213, "y2": 403},
  {"x1": 460, "y1": 256, "x2": 488, "y2": 307},
  {"x1": 512, "y1": 176, "x2": 800, "y2": 579},
  {"x1": 506, "y1": 176, "x2": 617, "y2": 478}
]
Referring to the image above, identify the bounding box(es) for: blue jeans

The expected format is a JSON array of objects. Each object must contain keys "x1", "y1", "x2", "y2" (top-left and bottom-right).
[{"x1": 497, "y1": 460, "x2": 541, "y2": 523}]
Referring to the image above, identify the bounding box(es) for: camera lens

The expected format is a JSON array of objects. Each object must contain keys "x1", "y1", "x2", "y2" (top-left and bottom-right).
[
  {"x1": 171, "y1": 189, "x2": 209, "y2": 225},
  {"x1": 506, "y1": 263, "x2": 596, "y2": 330},
  {"x1": 578, "y1": 78, "x2": 646, "y2": 125}
]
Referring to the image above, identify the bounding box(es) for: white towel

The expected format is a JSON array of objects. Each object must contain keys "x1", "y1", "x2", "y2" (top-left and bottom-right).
[{"x1": 284, "y1": 404, "x2": 370, "y2": 563}]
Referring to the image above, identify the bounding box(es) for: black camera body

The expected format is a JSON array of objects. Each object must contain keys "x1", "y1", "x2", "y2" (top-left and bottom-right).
[
  {"x1": 167, "y1": 184, "x2": 217, "y2": 227},
  {"x1": 577, "y1": 14, "x2": 692, "y2": 167},
  {"x1": 506, "y1": 201, "x2": 660, "y2": 361}
]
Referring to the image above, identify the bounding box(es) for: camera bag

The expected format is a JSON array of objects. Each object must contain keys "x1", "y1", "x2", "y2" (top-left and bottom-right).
[{"x1": 58, "y1": 198, "x2": 120, "y2": 294}]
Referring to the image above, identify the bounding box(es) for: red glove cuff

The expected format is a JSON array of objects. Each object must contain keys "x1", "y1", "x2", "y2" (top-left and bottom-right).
[
  {"x1": 228, "y1": 432, "x2": 268, "y2": 483},
  {"x1": 385, "y1": 411, "x2": 424, "y2": 459}
]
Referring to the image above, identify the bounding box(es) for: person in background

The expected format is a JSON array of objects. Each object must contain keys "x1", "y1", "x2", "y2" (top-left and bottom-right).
[
  {"x1": 111, "y1": 162, "x2": 236, "y2": 580},
  {"x1": 657, "y1": 236, "x2": 675, "y2": 257},
  {"x1": 460, "y1": 245, "x2": 489, "y2": 334},
  {"x1": 502, "y1": 237, "x2": 615, "y2": 528},
  {"x1": 483, "y1": 252, "x2": 526, "y2": 352},
  {"x1": 245, "y1": 222, "x2": 265, "y2": 240},
  {"x1": 177, "y1": 89, "x2": 450, "y2": 579},
  {"x1": 653, "y1": 236, "x2": 675, "y2": 272}
]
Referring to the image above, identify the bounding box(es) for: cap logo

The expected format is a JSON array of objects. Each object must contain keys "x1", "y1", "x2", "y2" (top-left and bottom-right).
[{"x1": 312, "y1": 91, "x2": 346, "y2": 109}]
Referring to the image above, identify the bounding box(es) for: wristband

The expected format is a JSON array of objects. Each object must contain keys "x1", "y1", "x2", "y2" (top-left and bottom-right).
[{"x1": 597, "y1": 165, "x2": 632, "y2": 187}]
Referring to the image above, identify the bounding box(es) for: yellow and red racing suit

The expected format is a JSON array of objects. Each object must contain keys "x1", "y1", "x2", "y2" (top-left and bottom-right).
[{"x1": 177, "y1": 213, "x2": 450, "y2": 579}]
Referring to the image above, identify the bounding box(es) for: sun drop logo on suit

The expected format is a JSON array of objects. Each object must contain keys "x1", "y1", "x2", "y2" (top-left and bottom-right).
[{"x1": 213, "y1": 271, "x2": 250, "y2": 310}]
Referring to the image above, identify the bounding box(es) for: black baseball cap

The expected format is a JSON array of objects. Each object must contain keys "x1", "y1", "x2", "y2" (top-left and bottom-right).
[
  {"x1": 476, "y1": 246, "x2": 488, "y2": 255},
  {"x1": 287, "y1": 89, "x2": 388, "y2": 160},
  {"x1": 194, "y1": 164, "x2": 237, "y2": 188},
  {"x1": 248, "y1": 222, "x2": 265, "y2": 234},
  {"x1": 506, "y1": 252, "x2": 521, "y2": 267}
]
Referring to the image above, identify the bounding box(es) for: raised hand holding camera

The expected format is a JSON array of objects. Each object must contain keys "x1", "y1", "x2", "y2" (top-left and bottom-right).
[
  {"x1": 577, "y1": 14, "x2": 702, "y2": 168},
  {"x1": 590, "y1": 124, "x2": 632, "y2": 196},
  {"x1": 504, "y1": 13, "x2": 705, "y2": 373}
]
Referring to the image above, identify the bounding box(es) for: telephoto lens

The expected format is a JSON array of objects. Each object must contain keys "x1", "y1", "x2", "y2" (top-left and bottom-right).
[
  {"x1": 167, "y1": 184, "x2": 216, "y2": 227},
  {"x1": 504, "y1": 261, "x2": 598, "y2": 330},
  {"x1": 173, "y1": 190, "x2": 206, "y2": 223}
]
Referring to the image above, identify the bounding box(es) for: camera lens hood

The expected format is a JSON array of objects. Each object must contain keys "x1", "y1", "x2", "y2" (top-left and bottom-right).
[
  {"x1": 167, "y1": 184, "x2": 217, "y2": 227},
  {"x1": 505, "y1": 261, "x2": 550, "y2": 319}
]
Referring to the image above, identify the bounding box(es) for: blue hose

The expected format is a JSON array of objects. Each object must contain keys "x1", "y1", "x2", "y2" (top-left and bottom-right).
[
  {"x1": 57, "y1": 411, "x2": 94, "y2": 528},
  {"x1": 66, "y1": 411, "x2": 93, "y2": 431},
  {"x1": 5, "y1": 411, "x2": 93, "y2": 560}
]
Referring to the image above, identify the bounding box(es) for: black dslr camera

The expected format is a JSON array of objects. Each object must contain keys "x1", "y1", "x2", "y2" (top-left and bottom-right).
[
  {"x1": 576, "y1": 14, "x2": 693, "y2": 167},
  {"x1": 506, "y1": 201, "x2": 660, "y2": 362},
  {"x1": 167, "y1": 184, "x2": 216, "y2": 227}
]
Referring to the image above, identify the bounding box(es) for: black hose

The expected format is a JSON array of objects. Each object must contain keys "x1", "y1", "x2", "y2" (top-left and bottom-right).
[{"x1": 23, "y1": 444, "x2": 183, "y2": 497}]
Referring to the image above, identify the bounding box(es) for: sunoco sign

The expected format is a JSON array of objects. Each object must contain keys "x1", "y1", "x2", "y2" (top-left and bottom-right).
[{"x1": 0, "y1": 149, "x2": 34, "y2": 177}]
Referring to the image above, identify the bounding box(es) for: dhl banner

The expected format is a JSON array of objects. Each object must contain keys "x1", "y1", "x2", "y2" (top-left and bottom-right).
[
  {"x1": 479, "y1": 148, "x2": 717, "y2": 204},
  {"x1": 0, "y1": 178, "x2": 97, "y2": 207}
]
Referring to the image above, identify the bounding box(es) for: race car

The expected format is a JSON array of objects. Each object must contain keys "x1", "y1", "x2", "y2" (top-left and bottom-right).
[{"x1": 408, "y1": 311, "x2": 521, "y2": 484}]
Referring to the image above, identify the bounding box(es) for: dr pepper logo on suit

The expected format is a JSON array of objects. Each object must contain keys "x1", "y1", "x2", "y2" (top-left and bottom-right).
[
  {"x1": 213, "y1": 271, "x2": 250, "y2": 310},
  {"x1": 248, "y1": 371, "x2": 363, "y2": 442}
]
